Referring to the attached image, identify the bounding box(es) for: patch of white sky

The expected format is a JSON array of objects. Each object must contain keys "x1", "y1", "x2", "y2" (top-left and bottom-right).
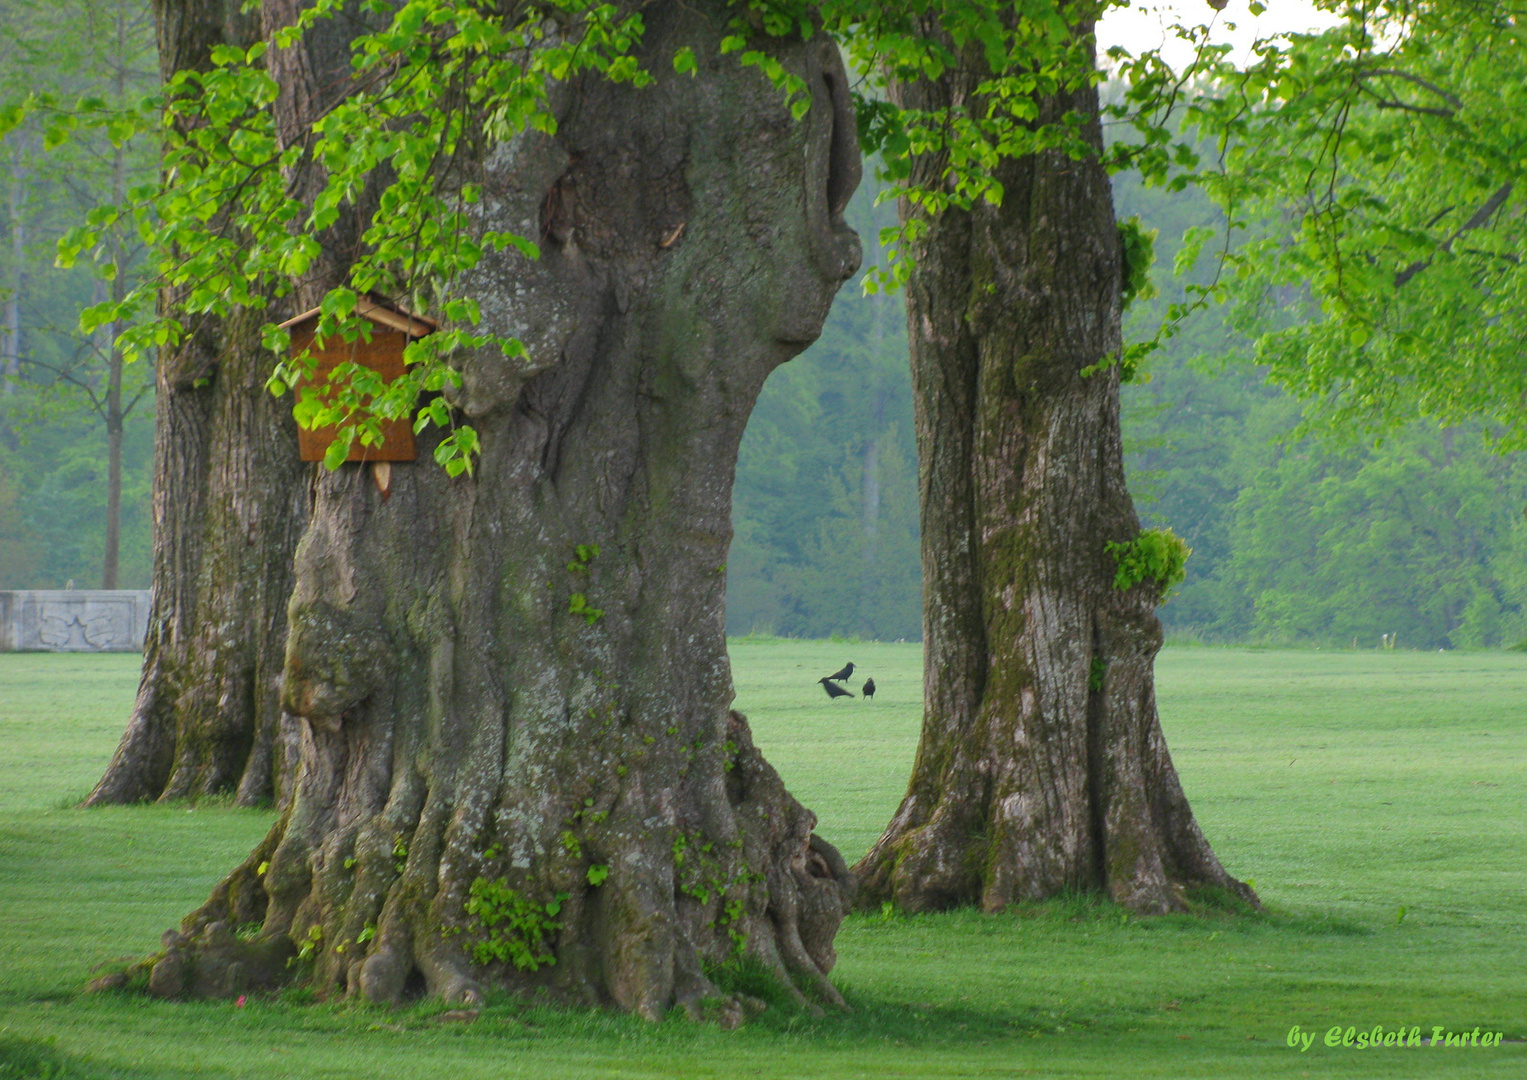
[{"x1": 1097, "y1": 1, "x2": 1344, "y2": 71}]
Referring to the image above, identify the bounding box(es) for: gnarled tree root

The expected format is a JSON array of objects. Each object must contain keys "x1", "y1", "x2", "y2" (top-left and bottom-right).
[{"x1": 88, "y1": 712, "x2": 853, "y2": 1022}]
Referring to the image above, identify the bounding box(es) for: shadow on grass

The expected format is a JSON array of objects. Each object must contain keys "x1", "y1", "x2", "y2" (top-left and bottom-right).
[
  {"x1": 1041, "y1": 886, "x2": 1367, "y2": 937},
  {"x1": 44, "y1": 968, "x2": 1076, "y2": 1056},
  {"x1": 0, "y1": 1035, "x2": 172, "y2": 1080},
  {"x1": 23, "y1": 891, "x2": 1374, "y2": 1066},
  {"x1": 853, "y1": 887, "x2": 1368, "y2": 937},
  {"x1": 386, "y1": 893, "x2": 1369, "y2": 1047},
  {"x1": 59, "y1": 792, "x2": 275, "y2": 813}
]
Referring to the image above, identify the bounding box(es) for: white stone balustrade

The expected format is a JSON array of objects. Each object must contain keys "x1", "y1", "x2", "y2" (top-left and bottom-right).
[{"x1": 0, "y1": 591, "x2": 151, "y2": 652}]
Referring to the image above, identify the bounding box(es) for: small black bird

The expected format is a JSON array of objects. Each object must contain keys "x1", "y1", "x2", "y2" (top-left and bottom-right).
[
  {"x1": 862, "y1": 677, "x2": 876, "y2": 701},
  {"x1": 819, "y1": 677, "x2": 854, "y2": 700},
  {"x1": 825, "y1": 662, "x2": 856, "y2": 683}
]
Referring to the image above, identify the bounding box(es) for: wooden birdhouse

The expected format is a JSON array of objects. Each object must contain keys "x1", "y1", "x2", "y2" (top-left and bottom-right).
[{"x1": 279, "y1": 296, "x2": 438, "y2": 463}]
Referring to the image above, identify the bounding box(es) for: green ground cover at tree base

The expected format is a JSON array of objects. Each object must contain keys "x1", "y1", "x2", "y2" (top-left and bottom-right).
[{"x1": 0, "y1": 645, "x2": 1522, "y2": 1078}]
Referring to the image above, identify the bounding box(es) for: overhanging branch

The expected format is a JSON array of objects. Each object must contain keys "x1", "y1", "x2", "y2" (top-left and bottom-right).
[
  {"x1": 1394, "y1": 182, "x2": 1513, "y2": 288},
  {"x1": 1359, "y1": 68, "x2": 1464, "y2": 111},
  {"x1": 1371, "y1": 97, "x2": 1455, "y2": 119}
]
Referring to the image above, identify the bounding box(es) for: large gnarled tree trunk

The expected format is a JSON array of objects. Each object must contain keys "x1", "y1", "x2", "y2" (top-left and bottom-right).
[
  {"x1": 107, "y1": 3, "x2": 864, "y2": 1018},
  {"x1": 853, "y1": 26, "x2": 1256, "y2": 915},
  {"x1": 85, "y1": 0, "x2": 308, "y2": 809}
]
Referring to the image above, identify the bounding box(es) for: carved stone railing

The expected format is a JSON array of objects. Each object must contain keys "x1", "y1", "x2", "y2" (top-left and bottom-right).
[{"x1": 0, "y1": 590, "x2": 152, "y2": 652}]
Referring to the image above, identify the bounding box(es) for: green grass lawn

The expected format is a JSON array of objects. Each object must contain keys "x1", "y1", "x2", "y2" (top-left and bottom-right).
[{"x1": 0, "y1": 644, "x2": 1523, "y2": 1078}]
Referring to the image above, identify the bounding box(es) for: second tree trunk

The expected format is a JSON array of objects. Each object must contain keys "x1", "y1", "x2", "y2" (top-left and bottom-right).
[
  {"x1": 853, "y1": 32, "x2": 1256, "y2": 915},
  {"x1": 85, "y1": 0, "x2": 306, "y2": 809}
]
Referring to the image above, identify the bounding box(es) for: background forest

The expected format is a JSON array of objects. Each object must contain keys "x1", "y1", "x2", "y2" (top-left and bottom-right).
[
  {"x1": 730, "y1": 160, "x2": 1527, "y2": 649},
  {"x1": 0, "y1": 0, "x2": 155, "y2": 592},
  {"x1": 3, "y1": 6, "x2": 1525, "y2": 650}
]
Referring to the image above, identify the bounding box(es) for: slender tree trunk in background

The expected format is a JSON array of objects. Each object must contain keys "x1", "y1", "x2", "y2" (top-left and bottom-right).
[
  {"x1": 861, "y1": 299, "x2": 886, "y2": 549},
  {"x1": 84, "y1": 0, "x2": 308, "y2": 807},
  {"x1": 861, "y1": 421, "x2": 881, "y2": 543},
  {"x1": 859, "y1": 365, "x2": 884, "y2": 631},
  {"x1": 100, "y1": 18, "x2": 127, "y2": 590},
  {"x1": 853, "y1": 25, "x2": 1256, "y2": 915},
  {"x1": 104, "y1": 2, "x2": 864, "y2": 1017},
  {"x1": 101, "y1": 325, "x2": 122, "y2": 589},
  {"x1": 2, "y1": 138, "x2": 23, "y2": 396}
]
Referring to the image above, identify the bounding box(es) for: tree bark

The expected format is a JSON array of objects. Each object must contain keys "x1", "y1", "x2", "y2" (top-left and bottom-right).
[
  {"x1": 852, "y1": 26, "x2": 1256, "y2": 915},
  {"x1": 103, "y1": 3, "x2": 864, "y2": 1018},
  {"x1": 84, "y1": 0, "x2": 308, "y2": 807}
]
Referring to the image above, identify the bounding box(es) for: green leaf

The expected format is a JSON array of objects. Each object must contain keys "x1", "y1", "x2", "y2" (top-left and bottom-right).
[
  {"x1": 323, "y1": 434, "x2": 351, "y2": 470},
  {"x1": 0, "y1": 101, "x2": 28, "y2": 138},
  {"x1": 42, "y1": 114, "x2": 77, "y2": 150}
]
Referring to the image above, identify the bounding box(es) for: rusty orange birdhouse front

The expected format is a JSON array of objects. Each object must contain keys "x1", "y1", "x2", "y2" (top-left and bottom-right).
[{"x1": 279, "y1": 296, "x2": 438, "y2": 463}]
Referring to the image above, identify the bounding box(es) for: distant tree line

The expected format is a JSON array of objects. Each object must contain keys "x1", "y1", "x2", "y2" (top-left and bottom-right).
[
  {"x1": 728, "y1": 183, "x2": 922, "y2": 641},
  {"x1": 0, "y1": 0, "x2": 154, "y2": 591},
  {"x1": 728, "y1": 164, "x2": 1527, "y2": 650},
  {"x1": 1123, "y1": 350, "x2": 1527, "y2": 651},
  {"x1": 1117, "y1": 152, "x2": 1527, "y2": 653}
]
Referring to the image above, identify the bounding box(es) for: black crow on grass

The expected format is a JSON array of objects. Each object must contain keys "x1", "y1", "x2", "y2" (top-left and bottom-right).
[
  {"x1": 825, "y1": 662, "x2": 856, "y2": 682},
  {"x1": 862, "y1": 678, "x2": 876, "y2": 701},
  {"x1": 819, "y1": 678, "x2": 854, "y2": 700}
]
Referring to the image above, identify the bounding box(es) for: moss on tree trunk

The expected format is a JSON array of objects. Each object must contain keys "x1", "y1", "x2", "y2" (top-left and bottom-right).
[{"x1": 852, "y1": 24, "x2": 1256, "y2": 915}]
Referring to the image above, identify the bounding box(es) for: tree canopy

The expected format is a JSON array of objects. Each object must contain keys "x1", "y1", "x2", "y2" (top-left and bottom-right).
[
  {"x1": 1, "y1": 0, "x2": 1143, "y2": 475},
  {"x1": 1177, "y1": 0, "x2": 1527, "y2": 445},
  {"x1": 0, "y1": 0, "x2": 157, "y2": 589},
  {"x1": 8, "y1": 0, "x2": 1525, "y2": 483}
]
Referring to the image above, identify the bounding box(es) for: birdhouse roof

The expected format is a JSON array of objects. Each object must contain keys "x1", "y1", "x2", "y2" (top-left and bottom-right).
[{"x1": 278, "y1": 295, "x2": 439, "y2": 339}]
